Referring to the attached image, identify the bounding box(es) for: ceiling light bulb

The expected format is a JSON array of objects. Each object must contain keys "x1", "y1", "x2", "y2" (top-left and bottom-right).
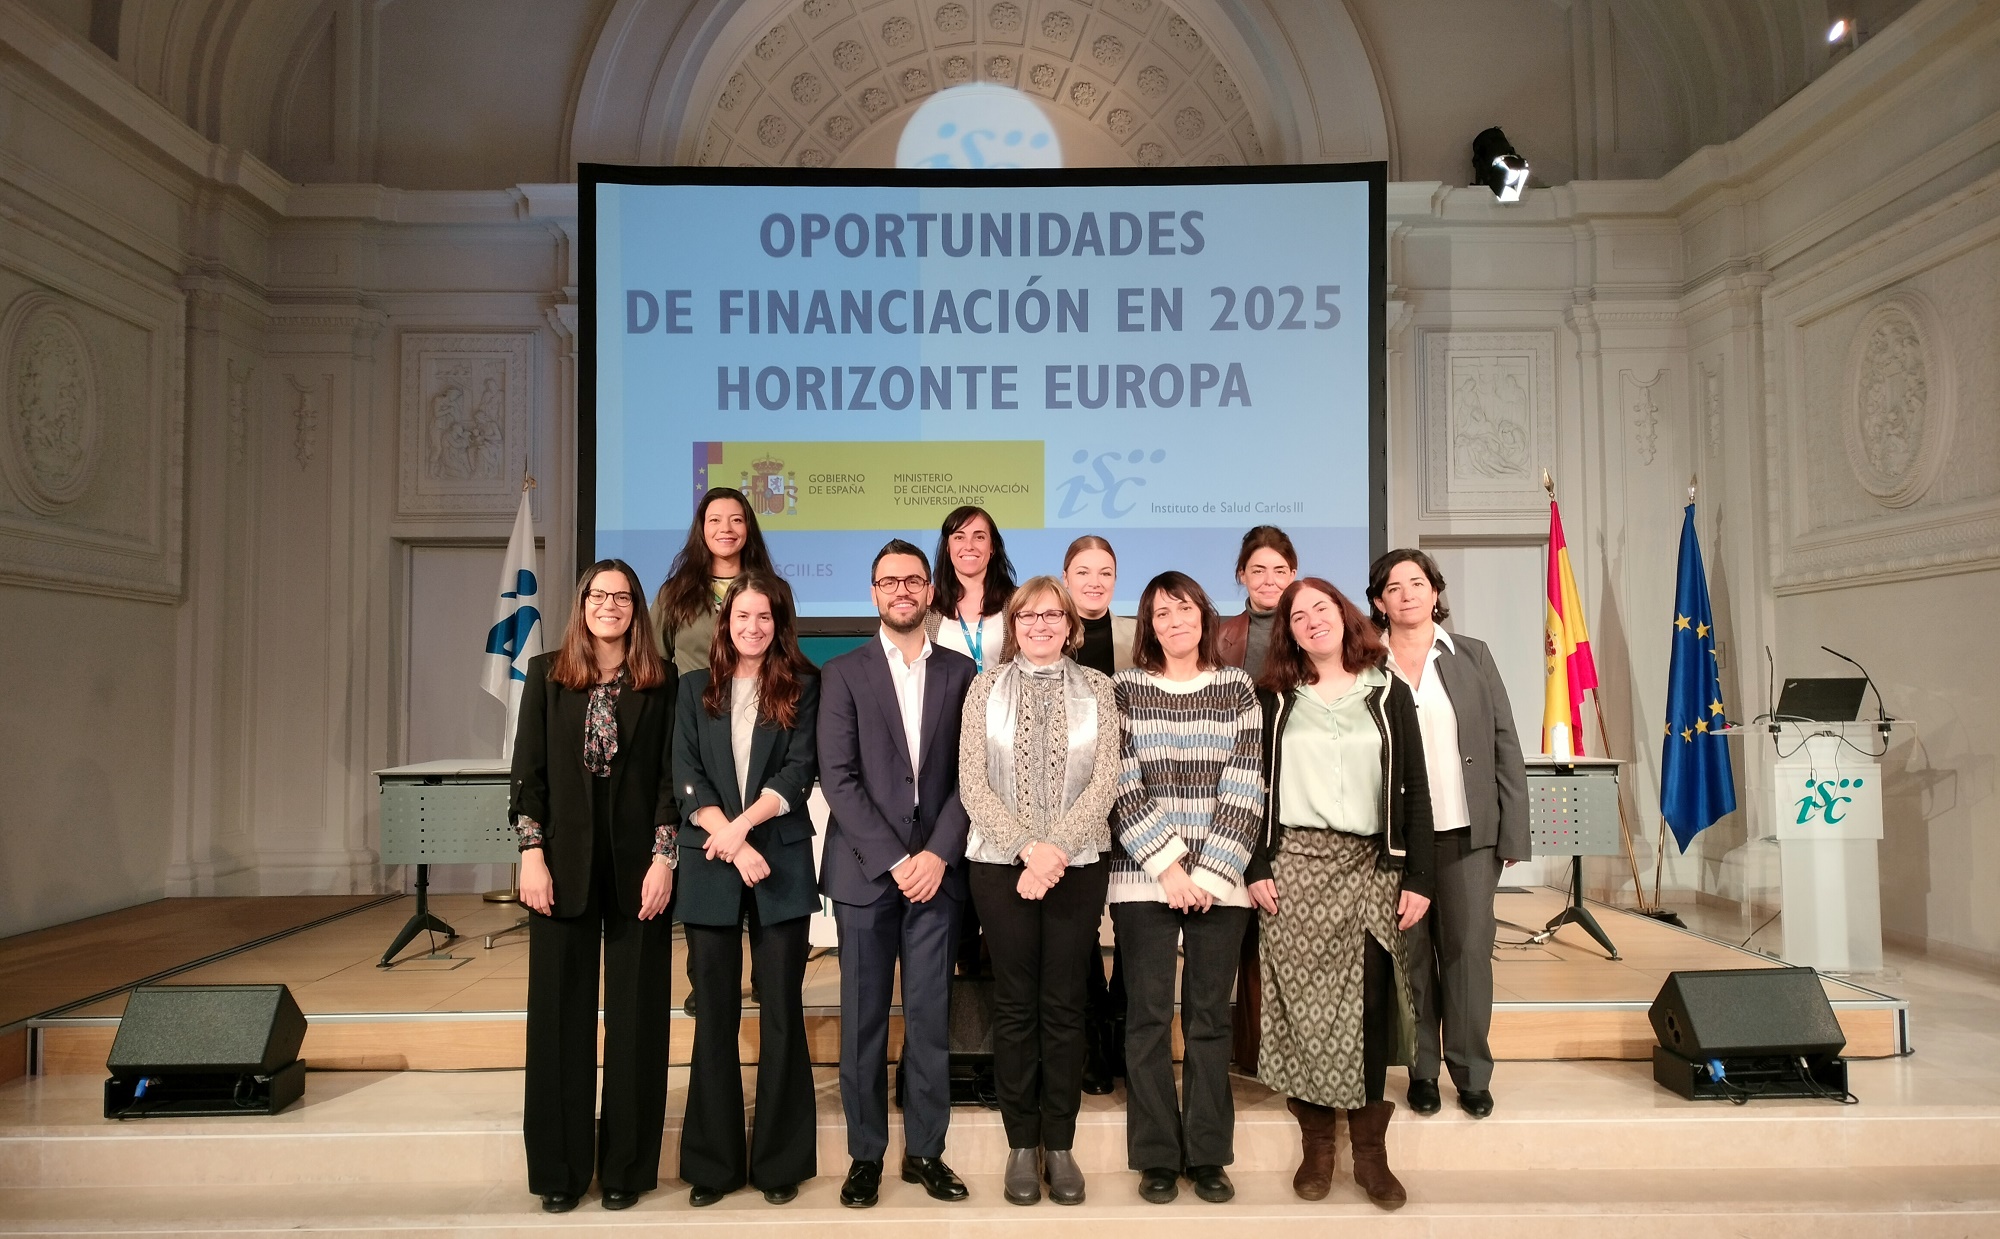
[{"x1": 1827, "y1": 19, "x2": 1848, "y2": 42}]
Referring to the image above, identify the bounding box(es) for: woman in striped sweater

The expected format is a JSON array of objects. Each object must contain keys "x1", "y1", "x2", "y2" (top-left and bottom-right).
[{"x1": 1109, "y1": 572, "x2": 1265, "y2": 1206}]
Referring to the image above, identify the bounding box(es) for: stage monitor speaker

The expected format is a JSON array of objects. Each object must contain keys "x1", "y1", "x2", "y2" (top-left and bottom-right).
[
  {"x1": 104, "y1": 984, "x2": 307, "y2": 1118},
  {"x1": 1648, "y1": 966, "x2": 1845, "y2": 1059}
]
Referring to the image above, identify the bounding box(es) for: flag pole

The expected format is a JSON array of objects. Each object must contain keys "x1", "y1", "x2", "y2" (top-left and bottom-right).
[
  {"x1": 484, "y1": 466, "x2": 539, "y2": 907},
  {"x1": 1545, "y1": 470, "x2": 1654, "y2": 913},
  {"x1": 1652, "y1": 475, "x2": 1700, "y2": 911}
]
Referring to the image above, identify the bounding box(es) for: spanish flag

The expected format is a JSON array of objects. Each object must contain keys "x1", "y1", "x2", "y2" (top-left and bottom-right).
[{"x1": 1543, "y1": 499, "x2": 1598, "y2": 757}]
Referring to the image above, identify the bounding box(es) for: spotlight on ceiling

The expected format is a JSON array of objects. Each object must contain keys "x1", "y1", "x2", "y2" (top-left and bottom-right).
[
  {"x1": 1472, "y1": 127, "x2": 1530, "y2": 203},
  {"x1": 1826, "y1": 18, "x2": 1849, "y2": 42}
]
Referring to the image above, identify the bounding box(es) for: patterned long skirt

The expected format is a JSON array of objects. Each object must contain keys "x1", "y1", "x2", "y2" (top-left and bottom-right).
[{"x1": 1256, "y1": 827, "x2": 1410, "y2": 1109}]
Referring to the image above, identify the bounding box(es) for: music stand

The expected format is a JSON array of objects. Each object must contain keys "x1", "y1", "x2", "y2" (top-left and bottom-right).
[{"x1": 1524, "y1": 757, "x2": 1624, "y2": 959}]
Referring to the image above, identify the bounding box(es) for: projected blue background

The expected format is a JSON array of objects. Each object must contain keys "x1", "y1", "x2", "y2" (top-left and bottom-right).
[{"x1": 591, "y1": 174, "x2": 1375, "y2": 614}]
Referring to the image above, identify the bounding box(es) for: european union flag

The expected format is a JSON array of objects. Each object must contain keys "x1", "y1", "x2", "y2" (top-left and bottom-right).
[{"x1": 1661, "y1": 503, "x2": 1736, "y2": 851}]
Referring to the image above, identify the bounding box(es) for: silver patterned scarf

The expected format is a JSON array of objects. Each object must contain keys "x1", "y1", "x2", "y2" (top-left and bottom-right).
[{"x1": 985, "y1": 654, "x2": 1099, "y2": 821}]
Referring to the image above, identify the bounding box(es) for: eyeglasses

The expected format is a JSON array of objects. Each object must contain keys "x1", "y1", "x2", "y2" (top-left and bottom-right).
[
  {"x1": 872, "y1": 575, "x2": 930, "y2": 594},
  {"x1": 1014, "y1": 609, "x2": 1069, "y2": 627},
  {"x1": 585, "y1": 590, "x2": 635, "y2": 608}
]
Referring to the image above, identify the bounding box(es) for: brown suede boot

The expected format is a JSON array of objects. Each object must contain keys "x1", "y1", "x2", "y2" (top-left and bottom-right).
[
  {"x1": 1284, "y1": 1097, "x2": 1340, "y2": 1201},
  {"x1": 1345, "y1": 1099, "x2": 1407, "y2": 1209}
]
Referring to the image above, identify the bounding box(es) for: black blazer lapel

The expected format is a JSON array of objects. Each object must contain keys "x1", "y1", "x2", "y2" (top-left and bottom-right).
[
  {"x1": 699, "y1": 706, "x2": 743, "y2": 818},
  {"x1": 860, "y1": 638, "x2": 915, "y2": 777},
  {"x1": 1432, "y1": 643, "x2": 1482, "y2": 756},
  {"x1": 918, "y1": 655, "x2": 953, "y2": 782},
  {"x1": 746, "y1": 723, "x2": 780, "y2": 811}
]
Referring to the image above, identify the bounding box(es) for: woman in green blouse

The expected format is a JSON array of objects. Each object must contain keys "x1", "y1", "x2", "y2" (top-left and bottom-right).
[
  {"x1": 649, "y1": 487, "x2": 777, "y2": 676},
  {"x1": 1250, "y1": 577, "x2": 1434, "y2": 1209}
]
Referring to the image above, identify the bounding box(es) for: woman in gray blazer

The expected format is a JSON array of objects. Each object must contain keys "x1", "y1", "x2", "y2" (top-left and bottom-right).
[
  {"x1": 673, "y1": 572, "x2": 821, "y2": 1206},
  {"x1": 1368, "y1": 549, "x2": 1529, "y2": 1121}
]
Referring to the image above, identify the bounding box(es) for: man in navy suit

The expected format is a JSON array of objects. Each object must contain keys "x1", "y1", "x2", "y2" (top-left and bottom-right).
[{"x1": 817, "y1": 539, "x2": 976, "y2": 1207}]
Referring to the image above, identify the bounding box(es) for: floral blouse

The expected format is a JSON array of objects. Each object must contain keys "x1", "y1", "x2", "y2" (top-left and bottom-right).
[{"x1": 516, "y1": 668, "x2": 676, "y2": 864}]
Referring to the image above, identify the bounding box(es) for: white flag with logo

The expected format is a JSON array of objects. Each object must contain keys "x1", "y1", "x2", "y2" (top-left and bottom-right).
[{"x1": 481, "y1": 489, "x2": 543, "y2": 760}]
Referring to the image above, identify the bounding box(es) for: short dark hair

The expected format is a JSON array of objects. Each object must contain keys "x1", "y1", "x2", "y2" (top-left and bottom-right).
[
  {"x1": 1132, "y1": 571, "x2": 1220, "y2": 674},
  {"x1": 1365, "y1": 548, "x2": 1451, "y2": 629},
  {"x1": 871, "y1": 539, "x2": 930, "y2": 578},
  {"x1": 1235, "y1": 525, "x2": 1298, "y2": 577}
]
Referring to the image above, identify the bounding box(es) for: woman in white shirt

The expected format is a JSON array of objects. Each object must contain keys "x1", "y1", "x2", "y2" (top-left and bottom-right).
[
  {"x1": 925, "y1": 504, "x2": 1015, "y2": 674},
  {"x1": 1368, "y1": 549, "x2": 1529, "y2": 1122}
]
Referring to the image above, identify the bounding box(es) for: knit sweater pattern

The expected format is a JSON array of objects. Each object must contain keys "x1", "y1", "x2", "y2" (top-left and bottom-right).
[{"x1": 1109, "y1": 666, "x2": 1265, "y2": 903}]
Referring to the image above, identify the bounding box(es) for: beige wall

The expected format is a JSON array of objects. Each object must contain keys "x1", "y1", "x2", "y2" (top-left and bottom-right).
[{"x1": 0, "y1": 586, "x2": 176, "y2": 938}]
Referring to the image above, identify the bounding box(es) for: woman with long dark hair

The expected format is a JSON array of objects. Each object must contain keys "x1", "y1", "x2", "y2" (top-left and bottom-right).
[
  {"x1": 1252, "y1": 577, "x2": 1433, "y2": 1209},
  {"x1": 674, "y1": 573, "x2": 822, "y2": 1207},
  {"x1": 651, "y1": 487, "x2": 776, "y2": 676},
  {"x1": 927, "y1": 505, "x2": 1015, "y2": 674},
  {"x1": 957, "y1": 577, "x2": 1121, "y2": 1207},
  {"x1": 1110, "y1": 572, "x2": 1264, "y2": 1205},
  {"x1": 1368, "y1": 549, "x2": 1527, "y2": 1121},
  {"x1": 511, "y1": 560, "x2": 678, "y2": 1213}
]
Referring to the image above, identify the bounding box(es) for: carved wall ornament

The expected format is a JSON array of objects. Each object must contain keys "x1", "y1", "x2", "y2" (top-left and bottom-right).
[
  {"x1": 791, "y1": 73, "x2": 823, "y2": 106},
  {"x1": 1069, "y1": 81, "x2": 1099, "y2": 110},
  {"x1": 1210, "y1": 64, "x2": 1239, "y2": 104},
  {"x1": 936, "y1": 4, "x2": 969, "y2": 34},
  {"x1": 1844, "y1": 292, "x2": 1952, "y2": 508},
  {"x1": 226, "y1": 358, "x2": 252, "y2": 465},
  {"x1": 0, "y1": 296, "x2": 99, "y2": 515},
  {"x1": 882, "y1": 15, "x2": 914, "y2": 47},
  {"x1": 1136, "y1": 141, "x2": 1166, "y2": 166},
  {"x1": 1040, "y1": 11, "x2": 1074, "y2": 41},
  {"x1": 1106, "y1": 107, "x2": 1135, "y2": 138},
  {"x1": 1092, "y1": 35, "x2": 1123, "y2": 65},
  {"x1": 1174, "y1": 106, "x2": 1205, "y2": 141},
  {"x1": 1136, "y1": 65, "x2": 1170, "y2": 96},
  {"x1": 985, "y1": 55, "x2": 1014, "y2": 78},
  {"x1": 399, "y1": 334, "x2": 534, "y2": 518},
  {"x1": 287, "y1": 374, "x2": 320, "y2": 469},
  {"x1": 798, "y1": 147, "x2": 830, "y2": 167},
  {"x1": 1028, "y1": 63, "x2": 1059, "y2": 91},
  {"x1": 831, "y1": 40, "x2": 866, "y2": 72},
  {"x1": 1625, "y1": 368, "x2": 1664, "y2": 465},
  {"x1": 943, "y1": 55, "x2": 971, "y2": 82},
  {"x1": 1419, "y1": 331, "x2": 1558, "y2": 523},
  {"x1": 989, "y1": 2, "x2": 1022, "y2": 33},
  {"x1": 755, "y1": 25, "x2": 790, "y2": 60},
  {"x1": 1699, "y1": 359, "x2": 1723, "y2": 458}
]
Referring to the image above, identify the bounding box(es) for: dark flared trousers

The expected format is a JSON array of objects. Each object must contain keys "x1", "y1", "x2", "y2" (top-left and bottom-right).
[
  {"x1": 968, "y1": 859, "x2": 1110, "y2": 1151},
  {"x1": 680, "y1": 902, "x2": 815, "y2": 1192},
  {"x1": 523, "y1": 798, "x2": 673, "y2": 1197},
  {"x1": 1112, "y1": 900, "x2": 1251, "y2": 1170}
]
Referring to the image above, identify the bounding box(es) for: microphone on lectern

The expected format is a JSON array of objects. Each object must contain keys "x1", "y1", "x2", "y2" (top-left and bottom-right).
[{"x1": 1820, "y1": 645, "x2": 1893, "y2": 736}]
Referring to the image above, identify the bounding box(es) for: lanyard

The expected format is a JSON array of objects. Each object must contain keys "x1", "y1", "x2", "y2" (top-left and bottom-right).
[{"x1": 957, "y1": 613, "x2": 985, "y2": 672}]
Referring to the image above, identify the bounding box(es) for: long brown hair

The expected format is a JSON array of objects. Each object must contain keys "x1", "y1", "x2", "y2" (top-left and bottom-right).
[
  {"x1": 1258, "y1": 576, "x2": 1386, "y2": 694},
  {"x1": 550, "y1": 560, "x2": 668, "y2": 691},
  {"x1": 701, "y1": 572, "x2": 815, "y2": 729},
  {"x1": 652, "y1": 488, "x2": 775, "y2": 634},
  {"x1": 1132, "y1": 571, "x2": 1220, "y2": 674},
  {"x1": 931, "y1": 505, "x2": 1016, "y2": 619}
]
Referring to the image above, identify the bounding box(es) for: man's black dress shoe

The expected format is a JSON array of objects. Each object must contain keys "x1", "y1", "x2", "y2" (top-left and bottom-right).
[
  {"x1": 688, "y1": 1185, "x2": 728, "y2": 1207},
  {"x1": 1187, "y1": 1164, "x2": 1234, "y2": 1203},
  {"x1": 1138, "y1": 1167, "x2": 1179, "y2": 1203},
  {"x1": 539, "y1": 1193, "x2": 578, "y2": 1213},
  {"x1": 840, "y1": 1159, "x2": 883, "y2": 1208},
  {"x1": 762, "y1": 1183, "x2": 797, "y2": 1205},
  {"x1": 902, "y1": 1154, "x2": 969, "y2": 1201},
  {"x1": 1457, "y1": 1088, "x2": 1495, "y2": 1118},
  {"x1": 1407, "y1": 1077, "x2": 1442, "y2": 1115},
  {"x1": 601, "y1": 1188, "x2": 642, "y2": 1210}
]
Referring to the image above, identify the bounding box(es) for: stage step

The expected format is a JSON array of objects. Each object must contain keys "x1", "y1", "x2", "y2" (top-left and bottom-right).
[{"x1": 3, "y1": 1166, "x2": 1996, "y2": 1236}]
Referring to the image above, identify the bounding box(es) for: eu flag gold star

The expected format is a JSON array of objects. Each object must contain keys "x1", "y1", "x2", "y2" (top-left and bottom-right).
[
  {"x1": 1681, "y1": 726, "x2": 1693, "y2": 742},
  {"x1": 1696, "y1": 621, "x2": 1710, "y2": 638},
  {"x1": 1695, "y1": 719, "x2": 1709, "y2": 734},
  {"x1": 1710, "y1": 699, "x2": 1725, "y2": 716},
  {"x1": 1675, "y1": 614, "x2": 1691, "y2": 631},
  {"x1": 1664, "y1": 722, "x2": 1671, "y2": 736}
]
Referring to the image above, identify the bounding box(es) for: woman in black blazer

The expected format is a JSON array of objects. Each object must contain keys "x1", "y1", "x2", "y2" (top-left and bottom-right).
[
  {"x1": 510, "y1": 559, "x2": 679, "y2": 1214},
  {"x1": 674, "y1": 572, "x2": 822, "y2": 1207}
]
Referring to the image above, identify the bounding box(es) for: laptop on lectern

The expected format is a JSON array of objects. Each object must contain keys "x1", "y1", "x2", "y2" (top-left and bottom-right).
[{"x1": 1775, "y1": 677, "x2": 1869, "y2": 722}]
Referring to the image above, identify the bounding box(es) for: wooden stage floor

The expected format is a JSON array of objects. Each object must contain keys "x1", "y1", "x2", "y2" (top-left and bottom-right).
[{"x1": 13, "y1": 888, "x2": 1908, "y2": 1075}]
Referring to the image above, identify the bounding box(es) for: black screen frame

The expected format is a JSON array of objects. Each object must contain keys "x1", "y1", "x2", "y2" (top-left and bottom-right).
[{"x1": 577, "y1": 160, "x2": 1388, "y2": 631}]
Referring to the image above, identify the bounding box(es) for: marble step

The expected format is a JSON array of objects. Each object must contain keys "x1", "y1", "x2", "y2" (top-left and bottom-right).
[
  {"x1": 1, "y1": 1167, "x2": 1996, "y2": 1237},
  {"x1": 4, "y1": 1068, "x2": 1998, "y2": 1190}
]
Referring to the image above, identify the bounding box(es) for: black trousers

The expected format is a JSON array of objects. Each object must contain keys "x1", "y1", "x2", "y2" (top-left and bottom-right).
[
  {"x1": 1112, "y1": 901, "x2": 1250, "y2": 1170},
  {"x1": 1361, "y1": 931, "x2": 1394, "y2": 1105},
  {"x1": 833, "y1": 884, "x2": 961, "y2": 1160},
  {"x1": 968, "y1": 859, "x2": 1110, "y2": 1151},
  {"x1": 523, "y1": 794, "x2": 673, "y2": 1197},
  {"x1": 680, "y1": 902, "x2": 815, "y2": 1192},
  {"x1": 1406, "y1": 829, "x2": 1503, "y2": 1090}
]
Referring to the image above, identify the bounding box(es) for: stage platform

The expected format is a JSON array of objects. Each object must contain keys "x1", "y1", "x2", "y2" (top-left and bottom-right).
[{"x1": 7, "y1": 888, "x2": 1908, "y2": 1076}]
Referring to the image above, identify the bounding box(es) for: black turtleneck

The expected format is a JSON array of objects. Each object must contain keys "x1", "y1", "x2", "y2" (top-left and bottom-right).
[{"x1": 1076, "y1": 611, "x2": 1116, "y2": 677}]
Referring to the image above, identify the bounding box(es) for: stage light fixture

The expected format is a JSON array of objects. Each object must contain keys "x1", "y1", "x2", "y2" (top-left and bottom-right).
[
  {"x1": 1827, "y1": 18, "x2": 1849, "y2": 42},
  {"x1": 1472, "y1": 127, "x2": 1530, "y2": 203}
]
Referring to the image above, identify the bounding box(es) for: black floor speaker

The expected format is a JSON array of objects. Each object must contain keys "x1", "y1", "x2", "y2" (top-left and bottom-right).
[
  {"x1": 1648, "y1": 967, "x2": 1852, "y2": 1102},
  {"x1": 104, "y1": 984, "x2": 308, "y2": 1118}
]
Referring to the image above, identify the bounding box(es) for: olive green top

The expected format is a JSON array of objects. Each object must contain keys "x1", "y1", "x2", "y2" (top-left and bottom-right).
[
  {"x1": 651, "y1": 576, "x2": 734, "y2": 675},
  {"x1": 1276, "y1": 664, "x2": 1389, "y2": 836}
]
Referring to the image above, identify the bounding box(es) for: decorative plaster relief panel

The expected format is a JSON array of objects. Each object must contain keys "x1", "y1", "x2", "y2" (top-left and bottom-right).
[
  {"x1": 0, "y1": 272, "x2": 182, "y2": 601},
  {"x1": 1419, "y1": 331, "x2": 1555, "y2": 520},
  {"x1": 398, "y1": 333, "x2": 533, "y2": 519},
  {"x1": 1771, "y1": 198, "x2": 2000, "y2": 590},
  {"x1": 1622, "y1": 368, "x2": 1665, "y2": 465}
]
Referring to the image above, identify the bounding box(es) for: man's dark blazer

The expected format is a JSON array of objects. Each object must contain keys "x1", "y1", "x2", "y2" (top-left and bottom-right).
[
  {"x1": 816, "y1": 635, "x2": 976, "y2": 906},
  {"x1": 509, "y1": 652, "x2": 679, "y2": 920},
  {"x1": 1431, "y1": 633, "x2": 1532, "y2": 861},
  {"x1": 672, "y1": 670, "x2": 822, "y2": 927}
]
